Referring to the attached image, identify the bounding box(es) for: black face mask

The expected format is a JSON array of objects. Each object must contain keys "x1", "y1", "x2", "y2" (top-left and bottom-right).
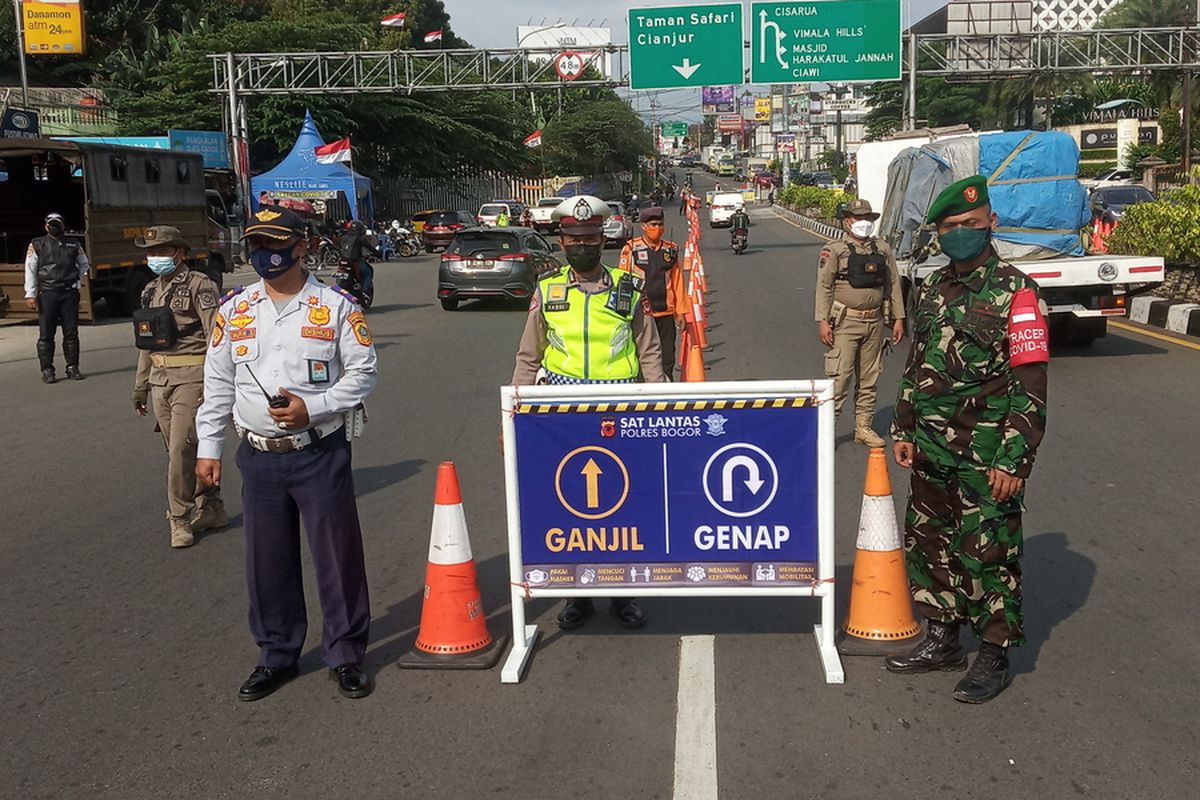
[
  {"x1": 47, "y1": 223, "x2": 64, "y2": 237},
  {"x1": 564, "y1": 243, "x2": 603, "y2": 273}
]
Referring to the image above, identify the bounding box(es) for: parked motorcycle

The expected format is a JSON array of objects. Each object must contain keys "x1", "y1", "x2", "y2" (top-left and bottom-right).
[
  {"x1": 390, "y1": 227, "x2": 421, "y2": 258},
  {"x1": 332, "y1": 259, "x2": 374, "y2": 309}
]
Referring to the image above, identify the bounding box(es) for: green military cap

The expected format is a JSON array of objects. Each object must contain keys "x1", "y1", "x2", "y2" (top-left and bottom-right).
[{"x1": 925, "y1": 175, "x2": 989, "y2": 224}]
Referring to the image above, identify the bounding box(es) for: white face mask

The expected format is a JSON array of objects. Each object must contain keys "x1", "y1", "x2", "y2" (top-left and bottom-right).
[{"x1": 849, "y1": 220, "x2": 874, "y2": 239}]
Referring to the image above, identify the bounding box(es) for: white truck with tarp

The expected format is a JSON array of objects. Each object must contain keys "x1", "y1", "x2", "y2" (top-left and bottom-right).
[{"x1": 857, "y1": 130, "x2": 1164, "y2": 344}]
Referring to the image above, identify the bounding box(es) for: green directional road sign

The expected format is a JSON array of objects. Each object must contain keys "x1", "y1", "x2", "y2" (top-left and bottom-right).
[
  {"x1": 627, "y1": 4, "x2": 744, "y2": 90},
  {"x1": 661, "y1": 122, "x2": 690, "y2": 138},
  {"x1": 750, "y1": 0, "x2": 901, "y2": 84}
]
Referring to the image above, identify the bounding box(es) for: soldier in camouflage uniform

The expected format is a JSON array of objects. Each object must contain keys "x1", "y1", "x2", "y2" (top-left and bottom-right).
[{"x1": 885, "y1": 176, "x2": 1048, "y2": 704}]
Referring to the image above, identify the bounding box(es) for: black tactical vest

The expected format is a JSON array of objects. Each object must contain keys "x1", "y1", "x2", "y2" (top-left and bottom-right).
[
  {"x1": 33, "y1": 236, "x2": 81, "y2": 292},
  {"x1": 631, "y1": 241, "x2": 677, "y2": 314},
  {"x1": 842, "y1": 241, "x2": 888, "y2": 289}
]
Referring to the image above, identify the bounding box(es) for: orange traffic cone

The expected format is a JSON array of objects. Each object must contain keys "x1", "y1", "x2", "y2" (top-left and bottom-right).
[
  {"x1": 837, "y1": 448, "x2": 923, "y2": 655},
  {"x1": 682, "y1": 334, "x2": 707, "y2": 382},
  {"x1": 399, "y1": 461, "x2": 507, "y2": 669}
]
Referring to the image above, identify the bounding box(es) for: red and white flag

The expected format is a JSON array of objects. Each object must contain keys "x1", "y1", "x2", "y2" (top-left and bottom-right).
[
  {"x1": 424, "y1": 30, "x2": 443, "y2": 43},
  {"x1": 523, "y1": 130, "x2": 542, "y2": 148},
  {"x1": 380, "y1": 12, "x2": 406, "y2": 27},
  {"x1": 314, "y1": 137, "x2": 352, "y2": 164}
]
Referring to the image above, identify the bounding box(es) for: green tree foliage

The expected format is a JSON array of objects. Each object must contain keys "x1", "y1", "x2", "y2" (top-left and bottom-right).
[
  {"x1": 541, "y1": 100, "x2": 653, "y2": 177},
  {"x1": 862, "y1": 78, "x2": 993, "y2": 140},
  {"x1": 1, "y1": 1, "x2": 649, "y2": 179},
  {"x1": 778, "y1": 185, "x2": 843, "y2": 219},
  {"x1": 1108, "y1": 182, "x2": 1200, "y2": 265},
  {"x1": 1099, "y1": 0, "x2": 1194, "y2": 27}
]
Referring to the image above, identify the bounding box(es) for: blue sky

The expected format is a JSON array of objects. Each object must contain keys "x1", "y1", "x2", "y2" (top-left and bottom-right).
[{"x1": 442, "y1": 1, "x2": 950, "y2": 121}]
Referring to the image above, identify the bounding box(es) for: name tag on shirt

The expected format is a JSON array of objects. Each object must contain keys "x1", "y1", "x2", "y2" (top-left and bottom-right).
[{"x1": 308, "y1": 360, "x2": 330, "y2": 384}]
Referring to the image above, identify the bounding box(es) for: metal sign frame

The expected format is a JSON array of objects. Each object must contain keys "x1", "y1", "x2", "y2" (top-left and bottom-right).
[{"x1": 499, "y1": 380, "x2": 844, "y2": 685}]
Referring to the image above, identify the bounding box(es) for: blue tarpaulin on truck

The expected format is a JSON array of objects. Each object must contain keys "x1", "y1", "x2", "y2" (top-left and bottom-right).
[{"x1": 979, "y1": 131, "x2": 1090, "y2": 258}]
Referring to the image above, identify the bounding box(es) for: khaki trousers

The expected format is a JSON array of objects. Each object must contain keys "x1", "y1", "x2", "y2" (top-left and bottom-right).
[
  {"x1": 151, "y1": 382, "x2": 220, "y2": 521},
  {"x1": 823, "y1": 316, "x2": 884, "y2": 421}
]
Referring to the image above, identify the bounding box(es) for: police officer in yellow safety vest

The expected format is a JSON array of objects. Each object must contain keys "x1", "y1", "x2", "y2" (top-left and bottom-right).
[
  {"x1": 511, "y1": 195, "x2": 666, "y2": 631},
  {"x1": 815, "y1": 198, "x2": 906, "y2": 447},
  {"x1": 131, "y1": 225, "x2": 228, "y2": 549}
]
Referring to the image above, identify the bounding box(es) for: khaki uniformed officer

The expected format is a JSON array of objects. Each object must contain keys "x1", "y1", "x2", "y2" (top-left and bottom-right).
[
  {"x1": 131, "y1": 226, "x2": 227, "y2": 548},
  {"x1": 815, "y1": 198, "x2": 906, "y2": 447}
]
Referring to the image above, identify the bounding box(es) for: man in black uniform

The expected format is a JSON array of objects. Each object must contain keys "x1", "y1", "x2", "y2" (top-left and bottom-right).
[{"x1": 23, "y1": 212, "x2": 89, "y2": 383}]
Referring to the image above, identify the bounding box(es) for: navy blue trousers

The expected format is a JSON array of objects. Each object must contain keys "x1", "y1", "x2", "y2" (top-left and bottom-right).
[{"x1": 236, "y1": 432, "x2": 370, "y2": 668}]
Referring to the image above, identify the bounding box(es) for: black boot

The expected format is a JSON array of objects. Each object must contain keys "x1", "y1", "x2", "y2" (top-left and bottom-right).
[
  {"x1": 556, "y1": 598, "x2": 595, "y2": 630},
  {"x1": 953, "y1": 642, "x2": 1012, "y2": 703},
  {"x1": 610, "y1": 598, "x2": 646, "y2": 629},
  {"x1": 36, "y1": 341, "x2": 55, "y2": 383},
  {"x1": 884, "y1": 620, "x2": 968, "y2": 673},
  {"x1": 63, "y1": 336, "x2": 85, "y2": 380}
]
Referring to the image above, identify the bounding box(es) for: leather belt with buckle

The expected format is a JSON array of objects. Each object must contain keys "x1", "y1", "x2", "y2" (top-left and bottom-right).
[
  {"x1": 844, "y1": 307, "x2": 882, "y2": 321},
  {"x1": 238, "y1": 422, "x2": 343, "y2": 454}
]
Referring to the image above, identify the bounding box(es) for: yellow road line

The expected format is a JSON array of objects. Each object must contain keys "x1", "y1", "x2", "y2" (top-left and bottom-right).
[{"x1": 1110, "y1": 319, "x2": 1200, "y2": 352}]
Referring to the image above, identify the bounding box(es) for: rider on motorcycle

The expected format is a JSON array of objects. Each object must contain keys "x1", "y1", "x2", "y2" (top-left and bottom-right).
[
  {"x1": 339, "y1": 220, "x2": 380, "y2": 297},
  {"x1": 729, "y1": 207, "x2": 750, "y2": 249}
]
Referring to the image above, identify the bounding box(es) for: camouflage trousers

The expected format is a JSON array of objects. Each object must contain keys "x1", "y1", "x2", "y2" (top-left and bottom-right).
[{"x1": 904, "y1": 450, "x2": 1025, "y2": 647}]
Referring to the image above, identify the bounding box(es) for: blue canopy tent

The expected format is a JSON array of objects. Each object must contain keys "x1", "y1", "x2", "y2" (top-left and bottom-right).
[{"x1": 250, "y1": 110, "x2": 373, "y2": 221}]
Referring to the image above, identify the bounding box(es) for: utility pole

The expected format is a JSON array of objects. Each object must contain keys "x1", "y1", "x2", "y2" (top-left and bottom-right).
[
  {"x1": 11, "y1": 0, "x2": 30, "y2": 107},
  {"x1": 906, "y1": 32, "x2": 917, "y2": 131}
]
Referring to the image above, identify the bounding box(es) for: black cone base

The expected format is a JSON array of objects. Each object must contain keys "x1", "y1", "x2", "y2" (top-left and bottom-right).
[{"x1": 397, "y1": 633, "x2": 509, "y2": 670}]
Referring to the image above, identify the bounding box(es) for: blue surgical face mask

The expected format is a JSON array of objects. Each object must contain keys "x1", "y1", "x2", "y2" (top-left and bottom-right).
[
  {"x1": 939, "y1": 226, "x2": 992, "y2": 262},
  {"x1": 147, "y1": 255, "x2": 177, "y2": 275},
  {"x1": 250, "y1": 245, "x2": 299, "y2": 279}
]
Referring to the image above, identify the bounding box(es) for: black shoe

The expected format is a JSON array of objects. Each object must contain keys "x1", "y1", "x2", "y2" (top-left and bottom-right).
[
  {"x1": 65, "y1": 366, "x2": 85, "y2": 381},
  {"x1": 237, "y1": 664, "x2": 299, "y2": 702},
  {"x1": 610, "y1": 598, "x2": 646, "y2": 629},
  {"x1": 41, "y1": 369, "x2": 56, "y2": 384},
  {"x1": 953, "y1": 643, "x2": 1013, "y2": 704},
  {"x1": 556, "y1": 598, "x2": 595, "y2": 630},
  {"x1": 330, "y1": 663, "x2": 373, "y2": 699},
  {"x1": 884, "y1": 620, "x2": 968, "y2": 673}
]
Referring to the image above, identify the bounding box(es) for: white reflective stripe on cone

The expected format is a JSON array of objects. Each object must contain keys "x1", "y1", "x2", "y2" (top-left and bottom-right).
[
  {"x1": 428, "y1": 503, "x2": 474, "y2": 565},
  {"x1": 855, "y1": 494, "x2": 901, "y2": 552}
]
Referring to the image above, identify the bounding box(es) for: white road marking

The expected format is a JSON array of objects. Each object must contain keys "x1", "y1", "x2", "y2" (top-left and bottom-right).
[{"x1": 673, "y1": 635, "x2": 718, "y2": 800}]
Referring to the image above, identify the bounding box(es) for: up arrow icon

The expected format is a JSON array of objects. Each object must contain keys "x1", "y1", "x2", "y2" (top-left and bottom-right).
[{"x1": 672, "y1": 58, "x2": 702, "y2": 80}]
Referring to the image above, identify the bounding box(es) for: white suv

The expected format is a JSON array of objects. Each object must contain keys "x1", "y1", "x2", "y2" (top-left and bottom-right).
[{"x1": 709, "y1": 192, "x2": 746, "y2": 227}]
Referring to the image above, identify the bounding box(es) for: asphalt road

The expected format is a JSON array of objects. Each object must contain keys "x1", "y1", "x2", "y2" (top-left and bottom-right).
[{"x1": 3, "y1": 171, "x2": 1199, "y2": 799}]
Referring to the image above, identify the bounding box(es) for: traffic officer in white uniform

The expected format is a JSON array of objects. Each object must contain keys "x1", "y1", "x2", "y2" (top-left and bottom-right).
[{"x1": 195, "y1": 206, "x2": 379, "y2": 702}]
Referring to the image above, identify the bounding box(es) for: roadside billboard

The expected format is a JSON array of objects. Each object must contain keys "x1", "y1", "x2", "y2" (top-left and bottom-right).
[
  {"x1": 702, "y1": 86, "x2": 736, "y2": 114},
  {"x1": 516, "y1": 25, "x2": 612, "y2": 77},
  {"x1": 20, "y1": 0, "x2": 85, "y2": 54}
]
